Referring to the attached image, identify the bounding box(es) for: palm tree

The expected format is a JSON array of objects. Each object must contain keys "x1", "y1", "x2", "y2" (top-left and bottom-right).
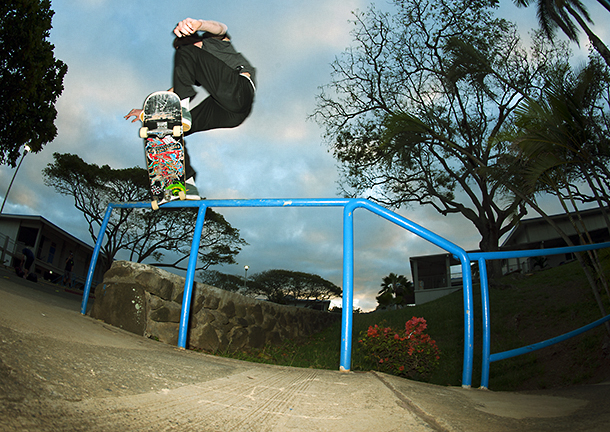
[
  {"x1": 508, "y1": 58, "x2": 610, "y2": 333},
  {"x1": 514, "y1": 0, "x2": 610, "y2": 66},
  {"x1": 513, "y1": 58, "x2": 610, "y2": 216},
  {"x1": 378, "y1": 273, "x2": 414, "y2": 307}
]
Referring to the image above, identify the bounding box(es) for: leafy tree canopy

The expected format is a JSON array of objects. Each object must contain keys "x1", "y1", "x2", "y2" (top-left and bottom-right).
[
  {"x1": 510, "y1": 55, "x2": 610, "y2": 201},
  {"x1": 42, "y1": 152, "x2": 246, "y2": 271},
  {"x1": 0, "y1": 0, "x2": 67, "y2": 166},
  {"x1": 199, "y1": 270, "x2": 246, "y2": 293},
  {"x1": 513, "y1": 0, "x2": 610, "y2": 66},
  {"x1": 246, "y1": 269, "x2": 342, "y2": 304},
  {"x1": 504, "y1": 54, "x2": 610, "y2": 323},
  {"x1": 312, "y1": 0, "x2": 572, "y2": 277}
]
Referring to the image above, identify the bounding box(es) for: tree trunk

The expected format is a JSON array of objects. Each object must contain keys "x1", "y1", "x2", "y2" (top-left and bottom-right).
[
  {"x1": 478, "y1": 228, "x2": 503, "y2": 280},
  {"x1": 567, "y1": 4, "x2": 610, "y2": 67}
]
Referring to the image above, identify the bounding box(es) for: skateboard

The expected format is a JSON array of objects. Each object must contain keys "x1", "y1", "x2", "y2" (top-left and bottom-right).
[{"x1": 139, "y1": 91, "x2": 186, "y2": 210}]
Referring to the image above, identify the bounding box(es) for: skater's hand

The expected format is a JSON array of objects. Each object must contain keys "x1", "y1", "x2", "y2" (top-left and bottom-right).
[
  {"x1": 174, "y1": 18, "x2": 227, "y2": 38},
  {"x1": 174, "y1": 18, "x2": 202, "y2": 37},
  {"x1": 124, "y1": 108, "x2": 143, "y2": 123}
]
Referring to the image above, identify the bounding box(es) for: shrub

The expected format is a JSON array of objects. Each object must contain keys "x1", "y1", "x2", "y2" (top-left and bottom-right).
[{"x1": 358, "y1": 317, "x2": 440, "y2": 379}]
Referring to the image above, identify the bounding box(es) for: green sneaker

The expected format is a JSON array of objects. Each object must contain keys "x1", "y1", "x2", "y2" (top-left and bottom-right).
[{"x1": 185, "y1": 177, "x2": 201, "y2": 200}]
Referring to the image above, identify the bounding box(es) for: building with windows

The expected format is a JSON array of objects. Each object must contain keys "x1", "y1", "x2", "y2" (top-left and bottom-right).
[
  {"x1": 410, "y1": 252, "x2": 464, "y2": 305},
  {"x1": 500, "y1": 206, "x2": 610, "y2": 274},
  {"x1": 0, "y1": 214, "x2": 105, "y2": 288},
  {"x1": 409, "y1": 207, "x2": 610, "y2": 304}
]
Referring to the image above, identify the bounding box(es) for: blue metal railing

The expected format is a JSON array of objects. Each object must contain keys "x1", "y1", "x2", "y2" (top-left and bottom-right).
[
  {"x1": 78, "y1": 198, "x2": 610, "y2": 389},
  {"x1": 80, "y1": 198, "x2": 477, "y2": 387},
  {"x1": 469, "y1": 242, "x2": 610, "y2": 389}
]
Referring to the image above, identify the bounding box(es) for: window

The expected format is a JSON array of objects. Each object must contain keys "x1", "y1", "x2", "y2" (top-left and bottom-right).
[
  {"x1": 17, "y1": 226, "x2": 38, "y2": 247},
  {"x1": 48, "y1": 242, "x2": 56, "y2": 264}
]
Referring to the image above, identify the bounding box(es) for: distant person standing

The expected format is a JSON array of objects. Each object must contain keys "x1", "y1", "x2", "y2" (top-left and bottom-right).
[
  {"x1": 63, "y1": 252, "x2": 74, "y2": 286},
  {"x1": 20, "y1": 247, "x2": 35, "y2": 278}
]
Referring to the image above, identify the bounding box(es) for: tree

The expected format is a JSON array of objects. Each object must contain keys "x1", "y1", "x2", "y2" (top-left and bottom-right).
[
  {"x1": 198, "y1": 270, "x2": 246, "y2": 292},
  {"x1": 312, "y1": 0, "x2": 571, "y2": 277},
  {"x1": 377, "y1": 273, "x2": 414, "y2": 308},
  {"x1": 42, "y1": 153, "x2": 246, "y2": 271},
  {"x1": 511, "y1": 55, "x2": 610, "y2": 214},
  {"x1": 504, "y1": 55, "x2": 610, "y2": 330},
  {"x1": 0, "y1": 0, "x2": 67, "y2": 166},
  {"x1": 513, "y1": 0, "x2": 610, "y2": 66},
  {"x1": 246, "y1": 269, "x2": 342, "y2": 304}
]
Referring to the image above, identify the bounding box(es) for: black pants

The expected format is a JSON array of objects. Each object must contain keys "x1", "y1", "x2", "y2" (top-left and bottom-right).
[{"x1": 173, "y1": 44, "x2": 255, "y2": 180}]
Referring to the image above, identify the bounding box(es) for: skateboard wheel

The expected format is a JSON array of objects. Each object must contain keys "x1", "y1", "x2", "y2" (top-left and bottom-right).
[
  {"x1": 151, "y1": 200, "x2": 159, "y2": 211},
  {"x1": 173, "y1": 125, "x2": 182, "y2": 137},
  {"x1": 179, "y1": 191, "x2": 186, "y2": 200},
  {"x1": 139, "y1": 127, "x2": 149, "y2": 139}
]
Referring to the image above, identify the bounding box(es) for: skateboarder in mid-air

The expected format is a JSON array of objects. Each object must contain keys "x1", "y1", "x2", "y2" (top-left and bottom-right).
[{"x1": 125, "y1": 18, "x2": 256, "y2": 199}]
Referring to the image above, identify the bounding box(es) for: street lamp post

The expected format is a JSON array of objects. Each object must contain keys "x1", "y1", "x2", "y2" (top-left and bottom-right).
[
  {"x1": 1, "y1": 145, "x2": 30, "y2": 214},
  {"x1": 244, "y1": 265, "x2": 249, "y2": 290}
]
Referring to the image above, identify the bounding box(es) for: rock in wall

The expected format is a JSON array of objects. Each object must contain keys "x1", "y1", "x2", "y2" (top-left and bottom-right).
[{"x1": 90, "y1": 261, "x2": 339, "y2": 352}]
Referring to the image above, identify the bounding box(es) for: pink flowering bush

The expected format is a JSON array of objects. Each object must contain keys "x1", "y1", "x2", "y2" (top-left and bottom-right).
[{"x1": 358, "y1": 317, "x2": 440, "y2": 379}]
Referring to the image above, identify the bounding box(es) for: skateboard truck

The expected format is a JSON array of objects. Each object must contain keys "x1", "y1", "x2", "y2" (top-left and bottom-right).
[{"x1": 140, "y1": 124, "x2": 182, "y2": 139}]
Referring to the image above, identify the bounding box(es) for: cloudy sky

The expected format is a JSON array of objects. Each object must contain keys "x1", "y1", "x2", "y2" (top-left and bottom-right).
[{"x1": 1, "y1": 0, "x2": 607, "y2": 311}]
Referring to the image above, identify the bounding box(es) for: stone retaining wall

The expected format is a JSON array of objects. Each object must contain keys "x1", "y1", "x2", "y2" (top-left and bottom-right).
[{"x1": 90, "y1": 261, "x2": 338, "y2": 352}]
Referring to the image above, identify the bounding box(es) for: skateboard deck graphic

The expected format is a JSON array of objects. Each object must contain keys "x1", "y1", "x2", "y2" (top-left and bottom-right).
[{"x1": 139, "y1": 91, "x2": 186, "y2": 210}]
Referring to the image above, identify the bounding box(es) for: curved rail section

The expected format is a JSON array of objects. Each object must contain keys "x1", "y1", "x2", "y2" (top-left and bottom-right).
[
  {"x1": 469, "y1": 242, "x2": 610, "y2": 389},
  {"x1": 79, "y1": 198, "x2": 477, "y2": 387}
]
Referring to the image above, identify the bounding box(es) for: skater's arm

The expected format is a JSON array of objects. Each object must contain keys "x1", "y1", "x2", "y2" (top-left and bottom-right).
[
  {"x1": 173, "y1": 18, "x2": 227, "y2": 38},
  {"x1": 198, "y1": 20, "x2": 228, "y2": 36}
]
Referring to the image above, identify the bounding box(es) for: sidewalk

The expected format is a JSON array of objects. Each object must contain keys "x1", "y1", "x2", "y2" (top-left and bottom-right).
[{"x1": 1, "y1": 266, "x2": 609, "y2": 431}]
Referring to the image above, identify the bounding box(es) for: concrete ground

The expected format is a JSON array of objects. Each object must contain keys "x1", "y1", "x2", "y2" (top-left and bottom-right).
[{"x1": 1, "y1": 266, "x2": 609, "y2": 431}]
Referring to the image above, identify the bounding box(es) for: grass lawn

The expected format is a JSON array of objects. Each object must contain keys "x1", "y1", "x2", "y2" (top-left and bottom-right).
[{"x1": 216, "y1": 253, "x2": 610, "y2": 391}]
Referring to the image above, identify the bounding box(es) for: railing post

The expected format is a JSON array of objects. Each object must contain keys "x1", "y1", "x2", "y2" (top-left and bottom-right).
[
  {"x1": 478, "y1": 257, "x2": 491, "y2": 389},
  {"x1": 458, "y1": 253, "x2": 474, "y2": 388},
  {"x1": 177, "y1": 202, "x2": 208, "y2": 349},
  {"x1": 340, "y1": 202, "x2": 355, "y2": 371},
  {"x1": 81, "y1": 203, "x2": 114, "y2": 314}
]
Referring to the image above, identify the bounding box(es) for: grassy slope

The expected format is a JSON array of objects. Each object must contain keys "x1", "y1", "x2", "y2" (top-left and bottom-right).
[{"x1": 217, "y1": 254, "x2": 610, "y2": 391}]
